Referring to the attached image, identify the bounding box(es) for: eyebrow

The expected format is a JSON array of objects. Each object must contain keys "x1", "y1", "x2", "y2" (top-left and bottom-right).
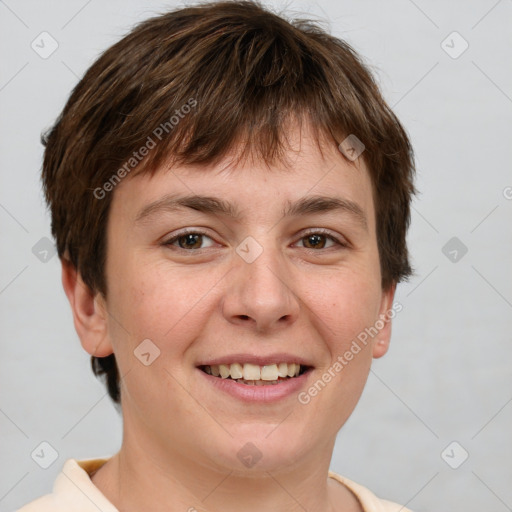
[{"x1": 135, "y1": 193, "x2": 368, "y2": 229}]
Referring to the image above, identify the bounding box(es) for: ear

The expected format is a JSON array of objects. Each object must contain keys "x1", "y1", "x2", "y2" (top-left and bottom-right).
[
  {"x1": 61, "y1": 259, "x2": 114, "y2": 357},
  {"x1": 372, "y1": 283, "x2": 397, "y2": 359}
]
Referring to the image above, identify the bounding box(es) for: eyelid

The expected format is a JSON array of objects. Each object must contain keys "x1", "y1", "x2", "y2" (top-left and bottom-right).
[
  {"x1": 162, "y1": 228, "x2": 217, "y2": 249},
  {"x1": 162, "y1": 227, "x2": 349, "y2": 252},
  {"x1": 294, "y1": 228, "x2": 349, "y2": 248}
]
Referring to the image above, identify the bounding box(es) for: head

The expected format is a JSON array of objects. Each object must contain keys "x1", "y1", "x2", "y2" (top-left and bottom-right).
[{"x1": 43, "y1": 0, "x2": 414, "y2": 471}]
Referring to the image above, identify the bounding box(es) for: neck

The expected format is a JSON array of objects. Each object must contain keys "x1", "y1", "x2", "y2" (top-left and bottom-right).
[{"x1": 91, "y1": 423, "x2": 361, "y2": 512}]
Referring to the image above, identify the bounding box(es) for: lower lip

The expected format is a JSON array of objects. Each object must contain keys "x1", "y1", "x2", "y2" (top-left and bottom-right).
[{"x1": 197, "y1": 368, "x2": 312, "y2": 403}]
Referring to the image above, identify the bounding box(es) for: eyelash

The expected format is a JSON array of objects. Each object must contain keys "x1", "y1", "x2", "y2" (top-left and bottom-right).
[{"x1": 162, "y1": 228, "x2": 348, "y2": 252}]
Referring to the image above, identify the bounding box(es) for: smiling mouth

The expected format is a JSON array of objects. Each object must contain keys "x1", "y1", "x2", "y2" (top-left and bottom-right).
[{"x1": 198, "y1": 363, "x2": 311, "y2": 386}]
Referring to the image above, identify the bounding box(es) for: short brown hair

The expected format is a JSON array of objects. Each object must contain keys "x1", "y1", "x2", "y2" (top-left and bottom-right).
[{"x1": 42, "y1": 0, "x2": 415, "y2": 404}]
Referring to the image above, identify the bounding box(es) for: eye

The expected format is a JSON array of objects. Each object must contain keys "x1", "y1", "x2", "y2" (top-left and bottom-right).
[
  {"x1": 162, "y1": 229, "x2": 346, "y2": 252},
  {"x1": 163, "y1": 230, "x2": 216, "y2": 250},
  {"x1": 295, "y1": 231, "x2": 346, "y2": 250}
]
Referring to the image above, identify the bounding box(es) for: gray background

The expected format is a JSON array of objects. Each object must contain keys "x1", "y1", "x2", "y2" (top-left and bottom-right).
[{"x1": 1, "y1": 0, "x2": 511, "y2": 510}]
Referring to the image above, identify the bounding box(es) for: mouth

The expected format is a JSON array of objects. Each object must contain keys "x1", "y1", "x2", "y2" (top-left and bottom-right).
[{"x1": 198, "y1": 362, "x2": 311, "y2": 386}]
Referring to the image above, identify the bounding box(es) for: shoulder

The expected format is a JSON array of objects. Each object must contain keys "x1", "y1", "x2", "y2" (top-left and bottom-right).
[
  {"x1": 16, "y1": 493, "x2": 54, "y2": 512},
  {"x1": 328, "y1": 470, "x2": 414, "y2": 512},
  {"x1": 16, "y1": 494, "x2": 55, "y2": 512},
  {"x1": 16, "y1": 458, "x2": 116, "y2": 512}
]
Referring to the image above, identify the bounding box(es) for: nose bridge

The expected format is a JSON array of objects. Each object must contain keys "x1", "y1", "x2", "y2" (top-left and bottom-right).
[
  {"x1": 244, "y1": 241, "x2": 286, "y2": 293},
  {"x1": 223, "y1": 235, "x2": 300, "y2": 330}
]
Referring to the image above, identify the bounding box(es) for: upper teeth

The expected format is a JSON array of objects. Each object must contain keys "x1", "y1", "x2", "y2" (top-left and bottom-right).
[{"x1": 205, "y1": 363, "x2": 301, "y2": 380}]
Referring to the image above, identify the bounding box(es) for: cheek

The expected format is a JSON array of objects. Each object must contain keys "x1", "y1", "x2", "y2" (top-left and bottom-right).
[
  {"x1": 107, "y1": 257, "x2": 222, "y2": 358},
  {"x1": 104, "y1": 261, "x2": 213, "y2": 419},
  {"x1": 302, "y1": 267, "x2": 382, "y2": 346},
  {"x1": 303, "y1": 273, "x2": 381, "y2": 428}
]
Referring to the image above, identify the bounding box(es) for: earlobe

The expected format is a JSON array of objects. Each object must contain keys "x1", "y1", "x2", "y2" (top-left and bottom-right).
[
  {"x1": 372, "y1": 283, "x2": 396, "y2": 359},
  {"x1": 61, "y1": 259, "x2": 114, "y2": 358}
]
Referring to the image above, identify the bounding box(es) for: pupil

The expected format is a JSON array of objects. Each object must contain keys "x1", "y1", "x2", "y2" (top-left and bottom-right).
[
  {"x1": 306, "y1": 234, "x2": 325, "y2": 248},
  {"x1": 180, "y1": 234, "x2": 201, "y2": 249}
]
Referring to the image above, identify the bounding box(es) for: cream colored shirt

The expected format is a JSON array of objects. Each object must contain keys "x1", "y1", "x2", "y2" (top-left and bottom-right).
[{"x1": 17, "y1": 458, "x2": 412, "y2": 512}]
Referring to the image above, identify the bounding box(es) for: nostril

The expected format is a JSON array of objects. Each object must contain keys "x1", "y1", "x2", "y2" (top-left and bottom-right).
[{"x1": 239, "y1": 315, "x2": 250, "y2": 320}]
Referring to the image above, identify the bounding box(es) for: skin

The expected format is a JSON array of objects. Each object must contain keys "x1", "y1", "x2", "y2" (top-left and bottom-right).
[{"x1": 62, "y1": 122, "x2": 396, "y2": 512}]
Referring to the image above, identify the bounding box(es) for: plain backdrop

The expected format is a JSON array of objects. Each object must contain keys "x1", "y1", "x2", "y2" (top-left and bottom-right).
[{"x1": 1, "y1": 1, "x2": 511, "y2": 511}]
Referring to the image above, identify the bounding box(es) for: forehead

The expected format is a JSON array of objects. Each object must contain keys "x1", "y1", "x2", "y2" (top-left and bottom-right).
[{"x1": 111, "y1": 123, "x2": 376, "y2": 230}]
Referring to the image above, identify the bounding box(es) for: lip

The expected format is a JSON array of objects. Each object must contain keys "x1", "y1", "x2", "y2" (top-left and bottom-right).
[{"x1": 196, "y1": 366, "x2": 313, "y2": 403}]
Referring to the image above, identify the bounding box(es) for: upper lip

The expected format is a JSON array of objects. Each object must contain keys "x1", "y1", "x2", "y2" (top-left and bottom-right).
[{"x1": 196, "y1": 353, "x2": 314, "y2": 367}]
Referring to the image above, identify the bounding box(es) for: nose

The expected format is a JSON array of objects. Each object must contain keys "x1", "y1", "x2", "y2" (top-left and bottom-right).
[{"x1": 221, "y1": 241, "x2": 300, "y2": 332}]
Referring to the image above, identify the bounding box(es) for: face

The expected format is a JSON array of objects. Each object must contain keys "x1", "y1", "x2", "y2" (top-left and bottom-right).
[{"x1": 79, "y1": 124, "x2": 395, "y2": 475}]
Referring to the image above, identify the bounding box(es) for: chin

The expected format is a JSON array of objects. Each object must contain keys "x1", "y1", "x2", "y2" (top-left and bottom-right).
[{"x1": 202, "y1": 421, "x2": 317, "y2": 474}]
